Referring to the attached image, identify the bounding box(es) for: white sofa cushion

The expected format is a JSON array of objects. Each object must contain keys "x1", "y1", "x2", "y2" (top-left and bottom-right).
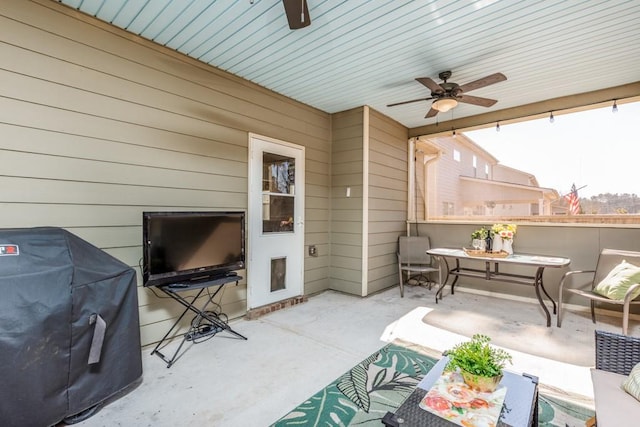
[{"x1": 591, "y1": 368, "x2": 640, "y2": 427}]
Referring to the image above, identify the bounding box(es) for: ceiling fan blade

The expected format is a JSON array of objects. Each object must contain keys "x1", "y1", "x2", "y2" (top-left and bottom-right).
[
  {"x1": 387, "y1": 97, "x2": 433, "y2": 107},
  {"x1": 458, "y1": 94, "x2": 498, "y2": 107},
  {"x1": 416, "y1": 77, "x2": 445, "y2": 94},
  {"x1": 425, "y1": 107, "x2": 439, "y2": 118},
  {"x1": 457, "y1": 73, "x2": 507, "y2": 93},
  {"x1": 282, "y1": 0, "x2": 311, "y2": 29}
]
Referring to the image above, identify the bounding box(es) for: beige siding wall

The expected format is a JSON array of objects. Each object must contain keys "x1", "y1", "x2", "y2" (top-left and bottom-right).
[
  {"x1": 1, "y1": 0, "x2": 331, "y2": 346},
  {"x1": 330, "y1": 108, "x2": 364, "y2": 295},
  {"x1": 366, "y1": 109, "x2": 408, "y2": 295}
]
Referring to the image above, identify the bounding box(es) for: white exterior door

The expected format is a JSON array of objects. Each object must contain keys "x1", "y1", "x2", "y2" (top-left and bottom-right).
[{"x1": 248, "y1": 134, "x2": 305, "y2": 309}]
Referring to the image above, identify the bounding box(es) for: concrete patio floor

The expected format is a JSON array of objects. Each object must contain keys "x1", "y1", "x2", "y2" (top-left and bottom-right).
[{"x1": 74, "y1": 284, "x2": 637, "y2": 426}]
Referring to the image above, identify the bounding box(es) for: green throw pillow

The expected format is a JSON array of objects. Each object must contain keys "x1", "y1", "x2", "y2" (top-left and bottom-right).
[
  {"x1": 593, "y1": 260, "x2": 640, "y2": 301},
  {"x1": 623, "y1": 362, "x2": 640, "y2": 401}
]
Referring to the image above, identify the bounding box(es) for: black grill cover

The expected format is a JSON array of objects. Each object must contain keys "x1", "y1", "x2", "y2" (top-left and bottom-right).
[{"x1": 0, "y1": 227, "x2": 142, "y2": 426}]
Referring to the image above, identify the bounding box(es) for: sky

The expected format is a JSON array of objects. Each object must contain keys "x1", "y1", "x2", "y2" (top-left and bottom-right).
[{"x1": 465, "y1": 100, "x2": 640, "y2": 198}]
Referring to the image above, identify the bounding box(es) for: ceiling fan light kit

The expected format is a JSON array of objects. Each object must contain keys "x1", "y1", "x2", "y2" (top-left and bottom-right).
[{"x1": 432, "y1": 98, "x2": 458, "y2": 112}]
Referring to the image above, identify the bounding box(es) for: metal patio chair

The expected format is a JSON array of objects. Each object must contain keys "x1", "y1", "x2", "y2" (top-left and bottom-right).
[
  {"x1": 558, "y1": 248, "x2": 640, "y2": 335},
  {"x1": 397, "y1": 235, "x2": 439, "y2": 297}
]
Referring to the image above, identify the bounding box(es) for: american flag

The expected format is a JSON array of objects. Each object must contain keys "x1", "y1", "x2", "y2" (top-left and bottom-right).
[{"x1": 565, "y1": 183, "x2": 580, "y2": 215}]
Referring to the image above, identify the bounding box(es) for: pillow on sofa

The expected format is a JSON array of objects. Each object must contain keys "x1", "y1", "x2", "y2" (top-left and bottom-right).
[
  {"x1": 593, "y1": 260, "x2": 640, "y2": 301},
  {"x1": 623, "y1": 362, "x2": 640, "y2": 401}
]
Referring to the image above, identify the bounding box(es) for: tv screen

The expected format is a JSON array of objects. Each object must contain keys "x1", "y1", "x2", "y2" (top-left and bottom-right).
[{"x1": 142, "y1": 211, "x2": 245, "y2": 287}]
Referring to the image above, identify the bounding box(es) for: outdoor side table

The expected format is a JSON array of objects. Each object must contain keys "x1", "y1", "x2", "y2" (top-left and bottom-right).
[{"x1": 382, "y1": 356, "x2": 539, "y2": 427}]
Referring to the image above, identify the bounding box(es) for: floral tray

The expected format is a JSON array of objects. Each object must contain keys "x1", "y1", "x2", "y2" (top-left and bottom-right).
[
  {"x1": 463, "y1": 248, "x2": 509, "y2": 258},
  {"x1": 419, "y1": 370, "x2": 507, "y2": 427}
]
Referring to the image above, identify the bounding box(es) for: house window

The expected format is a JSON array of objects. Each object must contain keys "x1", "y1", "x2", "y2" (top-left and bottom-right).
[
  {"x1": 442, "y1": 202, "x2": 454, "y2": 216},
  {"x1": 485, "y1": 164, "x2": 489, "y2": 178},
  {"x1": 473, "y1": 155, "x2": 477, "y2": 176},
  {"x1": 453, "y1": 149, "x2": 461, "y2": 162}
]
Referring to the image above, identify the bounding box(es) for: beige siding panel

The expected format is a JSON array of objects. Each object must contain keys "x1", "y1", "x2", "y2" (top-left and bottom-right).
[
  {"x1": 305, "y1": 220, "x2": 329, "y2": 234},
  {"x1": 331, "y1": 108, "x2": 365, "y2": 294},
  {"x1": 305, "y1": 232, "x2": 330, "y2": 245},
  {"x1": 366, "y1": 110, "x2": 408, "y2": 296},
  {"x1": 331, "y1": 221, "x2": 364, "y2": 234},
  {"x1": 370, "y1": 242, "x2": 398, "y2": 258},
  {"x1": 331, "y1": 244, "x2": 363, "y2": 259},
  {"x1": 331, "y1": 149, "x2": 364, "y2": 163},
  {"x1": 0, "y1": 99, "x2": 249, "y2": 161},
  {"x1": 368, "y1": 277, "x2": 396, "y2": 295},
  {"x1": 330, "y1": 267, "x2": 363, "y2": 284},
  {"x1": 331, "y1": 210, "x2": 364, "y2": 222},
  {"x1": 304, "y1": 266, "x2": 330, "y2": 284},
  {"x1": 369, "y1": 210, "x2": 407, "y2": 222},
  {"x1": 333, "y1": 161, "x2": 364, "y2": 175},
  {"x1": 0, "y1": 123, "x2": 247, "y2": 168},
  {"x1": 306, "y1": 185, "x2": 330, "y2": 199},
  {"x1": 305, "y1": 254, "x2": 329, "y2": 270},
  {"x1": 330, "y1": 254, "x2": 362, "y2": 271},
  {"x1": 368, "y1": 187, "x2": 407, "y2": 201},
  {"x1": 1, "y1": 0, "x2": 331, "y2": 346},
  {"x1": 329, "y1": 279, "x2": 361, "y2": 295},
  {"x1": 368, "y1": 221, "x2": 407, "y2": 234},
  {"x1": 369, "y1": 174, "x2": 408, "y2": 191},
  {"x1": 369, "y1": 253, "x2": 397, "y2": 270},
  {"x1": 1, "y1": 151, "x2": 246, "y2": 192},
  {"x1": 331, "y1": 232, "x2": 363, "y2": 246},
  {"x1": 368, "y1": 199, "x2": 406, "y2": 211},
  {"x1": 305, "y1": 208, "x2": 330, "y2": 222},
  {"x1": 332, "y1": 174, "x2": 365, "y2": 187},
  {"x1": 0, "y1": 177, "x2": 247, "y2": 208},
  {"x1": 305, "y1": 278, "x2": 330, "y2": 296}
]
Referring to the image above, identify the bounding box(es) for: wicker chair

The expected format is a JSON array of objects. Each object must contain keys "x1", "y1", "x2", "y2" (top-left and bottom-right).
[
  {"x1": 590, "y1": 330, "x2": 640, "y2": 427},
  {"x1": 397, "y1": 235, "x2": 438, "y2": 297},
  {"x1": 557, "y1": 248, "x2": 640, "y2": 335}
]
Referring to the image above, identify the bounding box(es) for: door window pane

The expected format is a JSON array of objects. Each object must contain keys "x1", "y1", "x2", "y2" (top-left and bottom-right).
[{"x1": 263, "y1": 152, "x2": 295, "y2": 233}]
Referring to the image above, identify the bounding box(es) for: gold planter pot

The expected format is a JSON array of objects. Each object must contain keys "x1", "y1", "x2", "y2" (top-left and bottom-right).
[{"x1": 460, "y1": 370, "x2": 502, "y2": 393}]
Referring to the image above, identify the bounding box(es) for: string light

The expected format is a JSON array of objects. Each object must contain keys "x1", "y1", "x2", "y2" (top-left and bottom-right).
[
  {"x1": 452, "y1": 129, "x2": 457, "y2": 137},
  {"x1": 549, "y1": 111, "x2": 555, "y2": 123},
  {"x1": 612, "y1": 100, "x2": 618, "y2": 113},
  {"x1": 496, "y1": 121, "x2": 500, "y2": 132}
]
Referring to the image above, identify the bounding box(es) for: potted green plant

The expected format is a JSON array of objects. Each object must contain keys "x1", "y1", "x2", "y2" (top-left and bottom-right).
[
  {"x1": 470, "y1": 227, "x2": 488, "y2": 240},
  {"x1": 470, "y1": 227, "x2": 488, "y2": 251},
  {"x1": 445, "y1": 334, "x2": 512, "y2": 392}
]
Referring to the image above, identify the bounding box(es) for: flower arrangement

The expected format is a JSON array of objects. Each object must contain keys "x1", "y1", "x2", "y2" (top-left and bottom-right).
[{"x1": 491, "y1": 223, "x2": 517, "y2": 241}]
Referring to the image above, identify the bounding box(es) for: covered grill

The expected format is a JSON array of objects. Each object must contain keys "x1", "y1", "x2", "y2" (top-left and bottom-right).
[{"x1": 0, "y1": 227, "x2": 142, "y2": 426}]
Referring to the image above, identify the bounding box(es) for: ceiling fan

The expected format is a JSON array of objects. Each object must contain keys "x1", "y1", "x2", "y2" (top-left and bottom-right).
[
  {"x1": 282, "y1": 0, "x2": 311, "y2": 29},
  {"x1": 387, "y1": 71, "x2": 507, "y2": 118}
]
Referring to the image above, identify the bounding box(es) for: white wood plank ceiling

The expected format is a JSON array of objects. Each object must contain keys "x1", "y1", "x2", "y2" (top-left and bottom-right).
[{"x1": 56, "y1": 0, "x2": 640, "y2": 129}]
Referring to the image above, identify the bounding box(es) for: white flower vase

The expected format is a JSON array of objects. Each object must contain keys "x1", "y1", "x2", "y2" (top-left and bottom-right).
[
  {"x1": 502, "y1": 239, "x2": 513, "y2": 255},
  {"x1": 492, "y1": 237, "x2": 502, "y2": 253}
]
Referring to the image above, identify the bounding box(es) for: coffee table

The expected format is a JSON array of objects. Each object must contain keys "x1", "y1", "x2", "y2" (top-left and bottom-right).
[{"x1": 382, "y1": 357, "x2": 539, "y2": 427}]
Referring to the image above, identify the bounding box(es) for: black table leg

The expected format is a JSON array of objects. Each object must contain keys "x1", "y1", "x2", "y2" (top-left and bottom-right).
[{"x1": 533, "y1": 267, "x2": 552, "y2": 327}]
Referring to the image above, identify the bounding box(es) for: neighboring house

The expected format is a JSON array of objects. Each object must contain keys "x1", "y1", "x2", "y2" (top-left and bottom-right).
[{"x1": 414, "y1": 134, "x2": 559, "y2": 219}]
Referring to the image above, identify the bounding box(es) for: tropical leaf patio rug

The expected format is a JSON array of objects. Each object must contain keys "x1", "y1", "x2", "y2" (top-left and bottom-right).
[{"x1": 272, "y1": 343, "x2": 594, "y2": 427}]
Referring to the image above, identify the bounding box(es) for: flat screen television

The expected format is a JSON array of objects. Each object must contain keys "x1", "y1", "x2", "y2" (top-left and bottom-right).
[{"x1": 142, "y1": 211, "x2": 245, "y2": 287}]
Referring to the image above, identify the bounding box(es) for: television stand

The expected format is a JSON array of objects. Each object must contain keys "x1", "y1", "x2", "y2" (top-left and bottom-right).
[{"x1": 150, "y1": 275, "x2": 247, "y2": 368}]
